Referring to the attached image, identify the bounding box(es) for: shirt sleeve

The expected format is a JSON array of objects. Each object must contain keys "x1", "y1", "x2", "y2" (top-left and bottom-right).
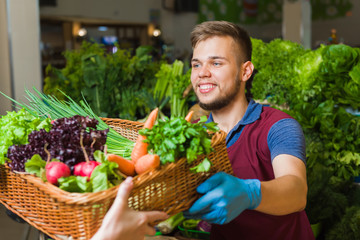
[{"x1": 267, "y1": 118, "x2": 306, "y2": 164}]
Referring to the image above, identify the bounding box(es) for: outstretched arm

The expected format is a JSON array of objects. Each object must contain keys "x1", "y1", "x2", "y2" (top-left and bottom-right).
[{"x1": 255, "y1": 154, "x2": 307, "y2": 215}]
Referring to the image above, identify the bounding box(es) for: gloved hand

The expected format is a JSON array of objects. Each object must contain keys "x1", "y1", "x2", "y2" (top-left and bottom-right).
[{"x1": 183, "y1": 172, "x2": 261, "y2": 224}]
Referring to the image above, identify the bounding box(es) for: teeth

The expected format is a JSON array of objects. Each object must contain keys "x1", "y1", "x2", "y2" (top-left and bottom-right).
[{"x1": 199, "y1": 84, "x2": 215, "y2": 90}]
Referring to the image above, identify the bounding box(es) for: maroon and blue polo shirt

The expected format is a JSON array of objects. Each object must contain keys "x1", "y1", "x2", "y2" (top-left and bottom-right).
[{"x1": 206, "y1": 100, "x2": 315, "y2": 240}]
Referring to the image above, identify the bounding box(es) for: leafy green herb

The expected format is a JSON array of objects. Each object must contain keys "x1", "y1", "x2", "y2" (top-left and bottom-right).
[
  {"x1": 190, "y1": 158, "x2": 212, "y2": 173},
  {"x1": 139, "y1": 115, "x2": 218, "y2": 172}
]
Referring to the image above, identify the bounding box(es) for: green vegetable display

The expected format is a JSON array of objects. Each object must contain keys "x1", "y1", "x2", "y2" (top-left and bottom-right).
[
  {"x1": 250, "y1": 38, "x2": 360, "y2": 238},
  {"x1": 154, "y1": 60, "x2": 193, "y2": 118},
  {"x1": 251, "y1": 38, "x2": 306, "y2": 105},
  {"x1": 43, "y1": 41, "x2": 195, "y2": 121},
  {"x1": 44, "y1": 42, "x2": 165, "y2": 120}
]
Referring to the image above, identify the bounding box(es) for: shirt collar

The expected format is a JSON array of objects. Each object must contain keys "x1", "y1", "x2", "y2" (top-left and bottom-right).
[{"x1": 206, "y1": 99, "x2": 262, "y2": 128}]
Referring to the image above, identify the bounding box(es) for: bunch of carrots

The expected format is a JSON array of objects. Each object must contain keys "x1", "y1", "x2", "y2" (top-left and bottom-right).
[{"x1": 106, "y1": 108, "x2": 194, "y2": 176}]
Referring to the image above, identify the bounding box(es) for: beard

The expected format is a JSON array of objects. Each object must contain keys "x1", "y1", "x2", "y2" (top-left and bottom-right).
[{"x1": 197, "y1": 77, "x2": 241, "y2": 111}]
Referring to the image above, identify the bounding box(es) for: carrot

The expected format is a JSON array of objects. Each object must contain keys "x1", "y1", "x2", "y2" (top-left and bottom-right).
[
  {"x1": 107, "y1": 154, "x2": 135, "y2": 176},
  {"x1": 143, "y1": 108, "x2": 159, "y2": 129},
  {"x1": 131, "y1": 108, "x2": 159, "y2": 163},
  {"x1": 131, "y1": 135, "x2": 147, "y2": 165},
  {"x1": 135, "y1": 154, "x2": 160, "y2": 175},
  {"x1": 185, "y1": 110, "x2": 194, "y2": 122}
]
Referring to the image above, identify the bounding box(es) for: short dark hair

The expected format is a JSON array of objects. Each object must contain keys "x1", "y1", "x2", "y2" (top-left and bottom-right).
[{"x1": 190, "y1": 21, "x2": 252, "y2": 62}]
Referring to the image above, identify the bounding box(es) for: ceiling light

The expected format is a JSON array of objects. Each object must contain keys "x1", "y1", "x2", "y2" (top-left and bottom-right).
[
  {"x1": 78, "y1": 28, "x2": 87, "y2": 37},
  {"x1": 98, "y1": 26, "x2": 108, "y2": 32},
  {"x1": 153, "y1": 29, "x2": 161, "y2": 37}
]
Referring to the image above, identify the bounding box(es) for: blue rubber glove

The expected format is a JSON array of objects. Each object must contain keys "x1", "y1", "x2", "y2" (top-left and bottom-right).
[{"x1": 183, "y1": 172, "x2": 262, "y2": 224}]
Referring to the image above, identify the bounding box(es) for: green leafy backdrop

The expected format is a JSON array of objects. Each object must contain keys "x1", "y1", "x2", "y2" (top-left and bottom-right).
[
  {"x1": 198, "y1": 0, "x2": 353, "y2": 24},
  {"x1": 250, "y1": 38, "x2": 360, "y2": 239}
]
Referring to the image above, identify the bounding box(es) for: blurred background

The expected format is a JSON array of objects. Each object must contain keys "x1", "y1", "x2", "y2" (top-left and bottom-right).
[{"x1": 0, "y1": 0, "x2": 359, "y2": 115}]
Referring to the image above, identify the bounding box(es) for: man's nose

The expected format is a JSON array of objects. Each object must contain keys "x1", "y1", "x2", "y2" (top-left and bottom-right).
[{"x1": 198, "y1": 65, "x2": 211, "y2": 78}]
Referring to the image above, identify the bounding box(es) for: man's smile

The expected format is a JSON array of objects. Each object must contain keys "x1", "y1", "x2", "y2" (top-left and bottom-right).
[{"x1": 198, "y1": 83, "x2": 217, "y2": 93}]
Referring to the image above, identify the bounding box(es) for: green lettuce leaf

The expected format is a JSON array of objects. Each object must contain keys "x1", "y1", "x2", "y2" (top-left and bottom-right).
[
  {"x1": 349, "y1": 62, "x2": 360, "y2": 85},
  {"x1": 58, "y1": 176, "x2": 92, "y2": 193},
  {"x1": 0, "y1": 109, "x2": 51, "y2": 164},
  {"x1": 24, "y1": 154, "x2": 46, "y2": 178},
  {"x1": 321, "y1": 44, "x2": 360, "y2": 75},
  {"x1": 90, "y1": 161, "x2": 122, "y2": 192},
  {"x1": 251, "y1": 38, "x2": 306, "y2": 105}
]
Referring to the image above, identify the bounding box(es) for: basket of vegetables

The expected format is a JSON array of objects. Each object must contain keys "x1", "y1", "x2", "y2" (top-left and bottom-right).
[
  {"x1": 0, "y1": 103, "x2": 232, "y2": 240},
  {"x1": 116, "y1": 110, "x2": 233, "y2": 215}
]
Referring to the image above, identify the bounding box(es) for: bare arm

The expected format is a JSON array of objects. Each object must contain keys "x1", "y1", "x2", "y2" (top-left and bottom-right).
[{"x1": 255, "y1": 154, "x2": 308, "y2": 215}]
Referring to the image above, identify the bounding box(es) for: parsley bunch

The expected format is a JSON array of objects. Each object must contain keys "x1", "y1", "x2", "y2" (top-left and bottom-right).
[{"x1": 139, "y1": 116, "x2": 219, "y2": 172}]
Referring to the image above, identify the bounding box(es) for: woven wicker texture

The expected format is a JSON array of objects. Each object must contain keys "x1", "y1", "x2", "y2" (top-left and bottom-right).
[{"x1": 0, "y1": 118, "x2": 233, "y2": 240}]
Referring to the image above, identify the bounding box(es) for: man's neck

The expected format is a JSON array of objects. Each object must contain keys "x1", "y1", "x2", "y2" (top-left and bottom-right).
[{"x1": 211, "y1": 96, "x2": 249, "y2": 133}]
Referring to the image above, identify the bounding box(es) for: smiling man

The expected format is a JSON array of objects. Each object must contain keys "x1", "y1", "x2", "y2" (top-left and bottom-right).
[{"x1": 184, "y1": 21, "x2": 315, "y2": 240}]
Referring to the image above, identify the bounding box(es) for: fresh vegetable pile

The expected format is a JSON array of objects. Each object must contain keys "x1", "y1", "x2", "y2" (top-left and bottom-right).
[
  {"x1": 4, "y1": 115, "x2": 122, "y2": 193},
  {"x1": 99, "y1": 108, "x2": 219, "y2": 177},
  {"x1": 1, "y1": 88, "x2": 135, "y2": 159},
  {"x1": 7, "y1": 115, "x2": 108, "y2": 172},
  {"x1": 0, "y1": 102, "x2": 219, "y2": 193}
]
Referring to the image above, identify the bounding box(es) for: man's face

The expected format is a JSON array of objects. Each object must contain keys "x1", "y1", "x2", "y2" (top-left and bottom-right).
[{"x1": 191, "y1": 36, "x2": 242, "y2": 111}]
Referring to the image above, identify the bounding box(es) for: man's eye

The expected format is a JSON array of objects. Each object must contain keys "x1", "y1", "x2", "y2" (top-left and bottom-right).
[
  {"x1": 192, "y1": 63, "x2": 200, "y2": 68},
  {"x1": 213, "y1": 62, "x2": 221, "y2": 66}
]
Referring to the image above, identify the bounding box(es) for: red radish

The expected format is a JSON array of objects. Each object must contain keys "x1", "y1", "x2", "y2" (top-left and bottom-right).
[
  {"x1": 72, "y1": 131, "x2": 102, "y2": 180},
  {"x1": 73, "y1": 161, "x2": 101, "y2": 180},
  {"x1": 45, "y1": 162, "x2": 71, "y2": 185},
  {"x1": 73, "y1": 162, "x2": 84, "y2": 176},
  {"x1": 43, "y1": 143, "x2": 71, "y2": 185}
]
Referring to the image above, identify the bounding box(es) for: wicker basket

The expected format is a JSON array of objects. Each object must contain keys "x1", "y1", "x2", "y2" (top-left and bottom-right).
[{"x1": 0, "y1": 118, "x2": 233, "y2": 240}]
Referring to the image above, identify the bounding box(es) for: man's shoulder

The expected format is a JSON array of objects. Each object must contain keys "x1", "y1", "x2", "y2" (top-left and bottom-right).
[{"x1": 261, "y1": 106, "x2": 293, "y2": 120}]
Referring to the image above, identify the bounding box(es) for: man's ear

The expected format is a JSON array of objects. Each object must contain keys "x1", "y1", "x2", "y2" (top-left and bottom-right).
[{"x1": 241, "y1": 61, "x2": 254, "y2": 82}]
